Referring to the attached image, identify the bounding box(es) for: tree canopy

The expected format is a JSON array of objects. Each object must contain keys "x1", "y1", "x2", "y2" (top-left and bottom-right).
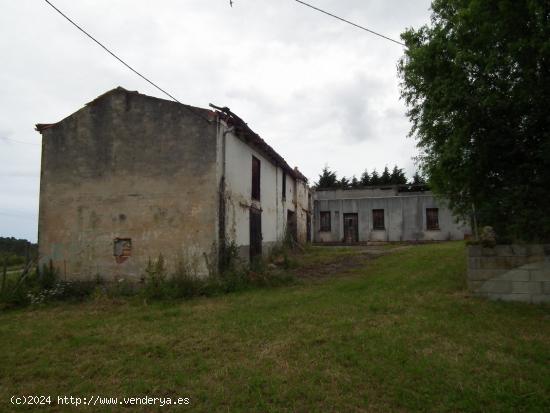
[
  {"x1": 315, "y1": 166, "x2": 338, "y2": 189},
  {"x1": 399, "y1": 0, "x2": 550, "y2": 242},
  {"x1": 314, "y1": 165, "x2": 417, "y2": 189},
  {"x1": 0, "y1": 237, "x2": 36, "y2": 257}
]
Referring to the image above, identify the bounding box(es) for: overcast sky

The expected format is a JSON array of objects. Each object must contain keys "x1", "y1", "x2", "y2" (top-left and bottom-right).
[{"x1": 0, "y1": 0, "x2": 432, "y2": 242}]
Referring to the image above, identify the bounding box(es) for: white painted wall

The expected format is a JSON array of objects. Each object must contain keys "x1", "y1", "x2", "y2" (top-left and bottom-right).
[
  {"x1": 215, "y1": 120, "x2": 310, "y2": 260},
  {"x1": 220, "y1": 125, "x2": 298, "y2": 257}
]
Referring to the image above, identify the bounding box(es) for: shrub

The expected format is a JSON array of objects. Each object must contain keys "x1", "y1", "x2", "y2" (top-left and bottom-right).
[
  {"x1": 218, "y1": 268, "x2": 249, "y2": 293},
  {"x1": 167, "y1": 256, "x2": 204, "y2": 299},
  {"x1": 0, "y1": 253, "x2": 25, "y2": 268},
  {"x1": 282, "y1": 253, "x2": 298, "y2": 270},
  {"x1": 1, "y1": 261, "x2": 105, "y2": 309},
  {"x1": 142, "y1": 254, "x2": 168, "y2": 300},
  {"x1": 108, "y1": 278, "x2": 137, "y2": 298},
  {"x1": 56, "y1": 280, "x2": 99, "y2": 302},
  {"x1": 0, "y1": 264, "x2": 44, "y2": 308},
  {"x1": 39, "y1": 261, "x2": 57, "y2": 290},
  {"x1": 219, "y1": 240, "x2": 241, "y2": 274},
  {"x1": 1, "y1": 278, "x2": 30, "y2": 308}
]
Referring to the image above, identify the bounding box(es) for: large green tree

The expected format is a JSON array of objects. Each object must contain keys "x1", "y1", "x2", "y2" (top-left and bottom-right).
[{"x1": 399, "y1": 0, "x2": 550, "y2": 242}]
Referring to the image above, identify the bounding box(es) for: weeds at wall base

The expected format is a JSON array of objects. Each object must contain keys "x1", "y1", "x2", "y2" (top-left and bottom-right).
[
  {"x1": 0, "y1": 262, "x2": 100, "y2": 309},
  {"x1": 1, "y1": 247, "x2": 297, "y2": 310},
  {"x1": 140, "y1": 251, "x2": 296, "y2": 302}
]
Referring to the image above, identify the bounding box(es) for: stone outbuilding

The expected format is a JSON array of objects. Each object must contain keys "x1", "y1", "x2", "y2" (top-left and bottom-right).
[{"x1": 35, "y1": 87, "x2": 310, "y2": 280}]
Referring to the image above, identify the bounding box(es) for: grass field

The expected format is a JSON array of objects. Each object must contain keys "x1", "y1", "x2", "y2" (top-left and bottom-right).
[{"x1": 1, "y1": 242, "x2": 549, "y2": 412}]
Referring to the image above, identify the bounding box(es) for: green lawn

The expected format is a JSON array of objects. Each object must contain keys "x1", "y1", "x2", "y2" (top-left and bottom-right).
[{"x1": 1, "y1": 242, "x2": 549, "y2": 412}]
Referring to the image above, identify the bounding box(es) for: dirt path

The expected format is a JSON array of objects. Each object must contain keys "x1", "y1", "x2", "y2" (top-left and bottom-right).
[{"x1": 293, "y1": 245, "x2": 410, "y2": 279}]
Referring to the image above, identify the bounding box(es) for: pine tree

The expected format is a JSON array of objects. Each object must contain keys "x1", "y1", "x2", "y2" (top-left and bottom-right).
[
  {"x1": 411, "y1": 171, "x2": 426, "y2": 185},
  {"x1": 370, "y1": 169, "x2": 380, "y2": 186},
  {"x1": 390, "y1": 165, "x2": 407, "y2": 185},
  {"x1": 350, "y1": 175, "x2": 360, "y2": 188},
  {"x1": 380, "y1": 166, "x2": 391, "y2": 185},
  {"x1": 338, "y1": 176, "x2": 350, "y2": 189},
  {"x1": 315, "y1": 166, "x2": 338, "y2": 189},
  {"x1": 360, "y1": 169, "x2": 370, "y2": 186}
]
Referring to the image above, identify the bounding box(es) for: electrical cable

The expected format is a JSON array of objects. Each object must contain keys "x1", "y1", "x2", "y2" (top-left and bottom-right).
[{"x1": 43, "y1": 0, "x2": 212, "y2": 123}]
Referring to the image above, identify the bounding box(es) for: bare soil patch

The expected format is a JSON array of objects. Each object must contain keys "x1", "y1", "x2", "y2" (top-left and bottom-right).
[{"x1": 292, "y1": 245, "x2": 411, "y2": 279}]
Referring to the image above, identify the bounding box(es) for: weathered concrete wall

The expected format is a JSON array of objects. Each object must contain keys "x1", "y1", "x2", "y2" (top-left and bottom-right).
[
  {"x1": 38, "y1": 88, "x2": 218, "y2": 280},
  {"x1": 313, "y1": 189, "x2": 468, "y2": 243},
  {"x1": 295, "y1": 179, "x2": 310, "y2": 244},
  {"x1": 315, "y1": 187, "x2": 400, "y2": 199},
  {"x1": 467, "y1": 245, "x2": 550, "y2": 303}
]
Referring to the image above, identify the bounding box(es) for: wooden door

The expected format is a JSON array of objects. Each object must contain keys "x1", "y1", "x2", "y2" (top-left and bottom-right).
[
  {"x1": 343, "y1": 213, "x2": 358, "y2": 243},
  {"x1": 249, "y1": 208, "x2": 262, "y2": 260}
]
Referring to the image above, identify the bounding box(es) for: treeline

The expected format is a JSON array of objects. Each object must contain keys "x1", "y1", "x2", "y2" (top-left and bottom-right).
[
  {"x1": 0, "y1": 237, "x2": 37, "y2": 267},
  {"x1": 315, "y1": 165, "x2": 426, "y2": 189}
]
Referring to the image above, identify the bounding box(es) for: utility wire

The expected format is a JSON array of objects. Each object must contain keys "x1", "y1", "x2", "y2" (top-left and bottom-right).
[
  {"x1": 1, "y1": 138, "x2": 40, "y2": 147},
  {"x1": 292, "y1": 0, "x2": 406, "y2": 47},
  {"x1": 43, "y1": 0, "x2": 212, "y2": 123}
]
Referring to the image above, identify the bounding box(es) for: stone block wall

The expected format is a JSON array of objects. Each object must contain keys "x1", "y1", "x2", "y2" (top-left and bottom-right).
[{"x1": 467, "y1": 245, "x2": 550, "y2": 304}]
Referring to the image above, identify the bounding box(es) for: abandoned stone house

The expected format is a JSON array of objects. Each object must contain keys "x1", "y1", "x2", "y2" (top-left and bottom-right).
[
  {"x1": 313, "y1": 186, "x2": 469, "y2": 243},
  {"x1": 35, "y1": 87, "x2": 310, "y2": 280}
]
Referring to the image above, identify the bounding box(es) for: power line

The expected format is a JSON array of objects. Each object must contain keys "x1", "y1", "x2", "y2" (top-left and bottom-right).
[
  {"x1": 43, "y1": 0, "x2": 212, "y2": 123},
  {"x1": 1, "y1": 138, "x2": 40, "y2": 147},
  {"x1": 292, "y1": 0, "x2": 406, "y2": 47}
]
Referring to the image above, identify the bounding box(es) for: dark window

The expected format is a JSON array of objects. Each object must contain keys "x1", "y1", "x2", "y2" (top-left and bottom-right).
[
  {"x1": 282, "y1": 171, "x2": 287, "y2": 200},
  {"x1": 372, "y1": 209, "x2": 385, "y2": 230},
  {"x1": 320, "y1": 211, "x2": 331, "y2": 231},
  {"x1": 251, "y1": 156, "x2": 261, "y2": 201},
  {"x1": 426, "y1": 208, "x2": 440, "y2": 230}
]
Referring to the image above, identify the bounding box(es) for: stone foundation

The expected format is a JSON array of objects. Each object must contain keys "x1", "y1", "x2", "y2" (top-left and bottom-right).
[{"x1": 467, "y1": 244, "x2": 550, "y2": 304}]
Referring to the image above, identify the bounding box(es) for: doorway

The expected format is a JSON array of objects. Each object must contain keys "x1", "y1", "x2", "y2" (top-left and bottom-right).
[
  {"x1": 343, "y1": 213, "x2": 359, "y2": 243},
  {"x1": 286, "y1": 210, "x2": 297, "y2": 243},
  {"x1": 249, "y1": 208, "x2": 262, "y2": 260}
]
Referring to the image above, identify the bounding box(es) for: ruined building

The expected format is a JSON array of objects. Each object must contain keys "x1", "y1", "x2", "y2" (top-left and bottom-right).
[
  {"x1": 313, "y1": 186, "x2": 469, "y2": 243},
  {"x1": 36, "y1": 87, "x2": 310, "y2": 280}
]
